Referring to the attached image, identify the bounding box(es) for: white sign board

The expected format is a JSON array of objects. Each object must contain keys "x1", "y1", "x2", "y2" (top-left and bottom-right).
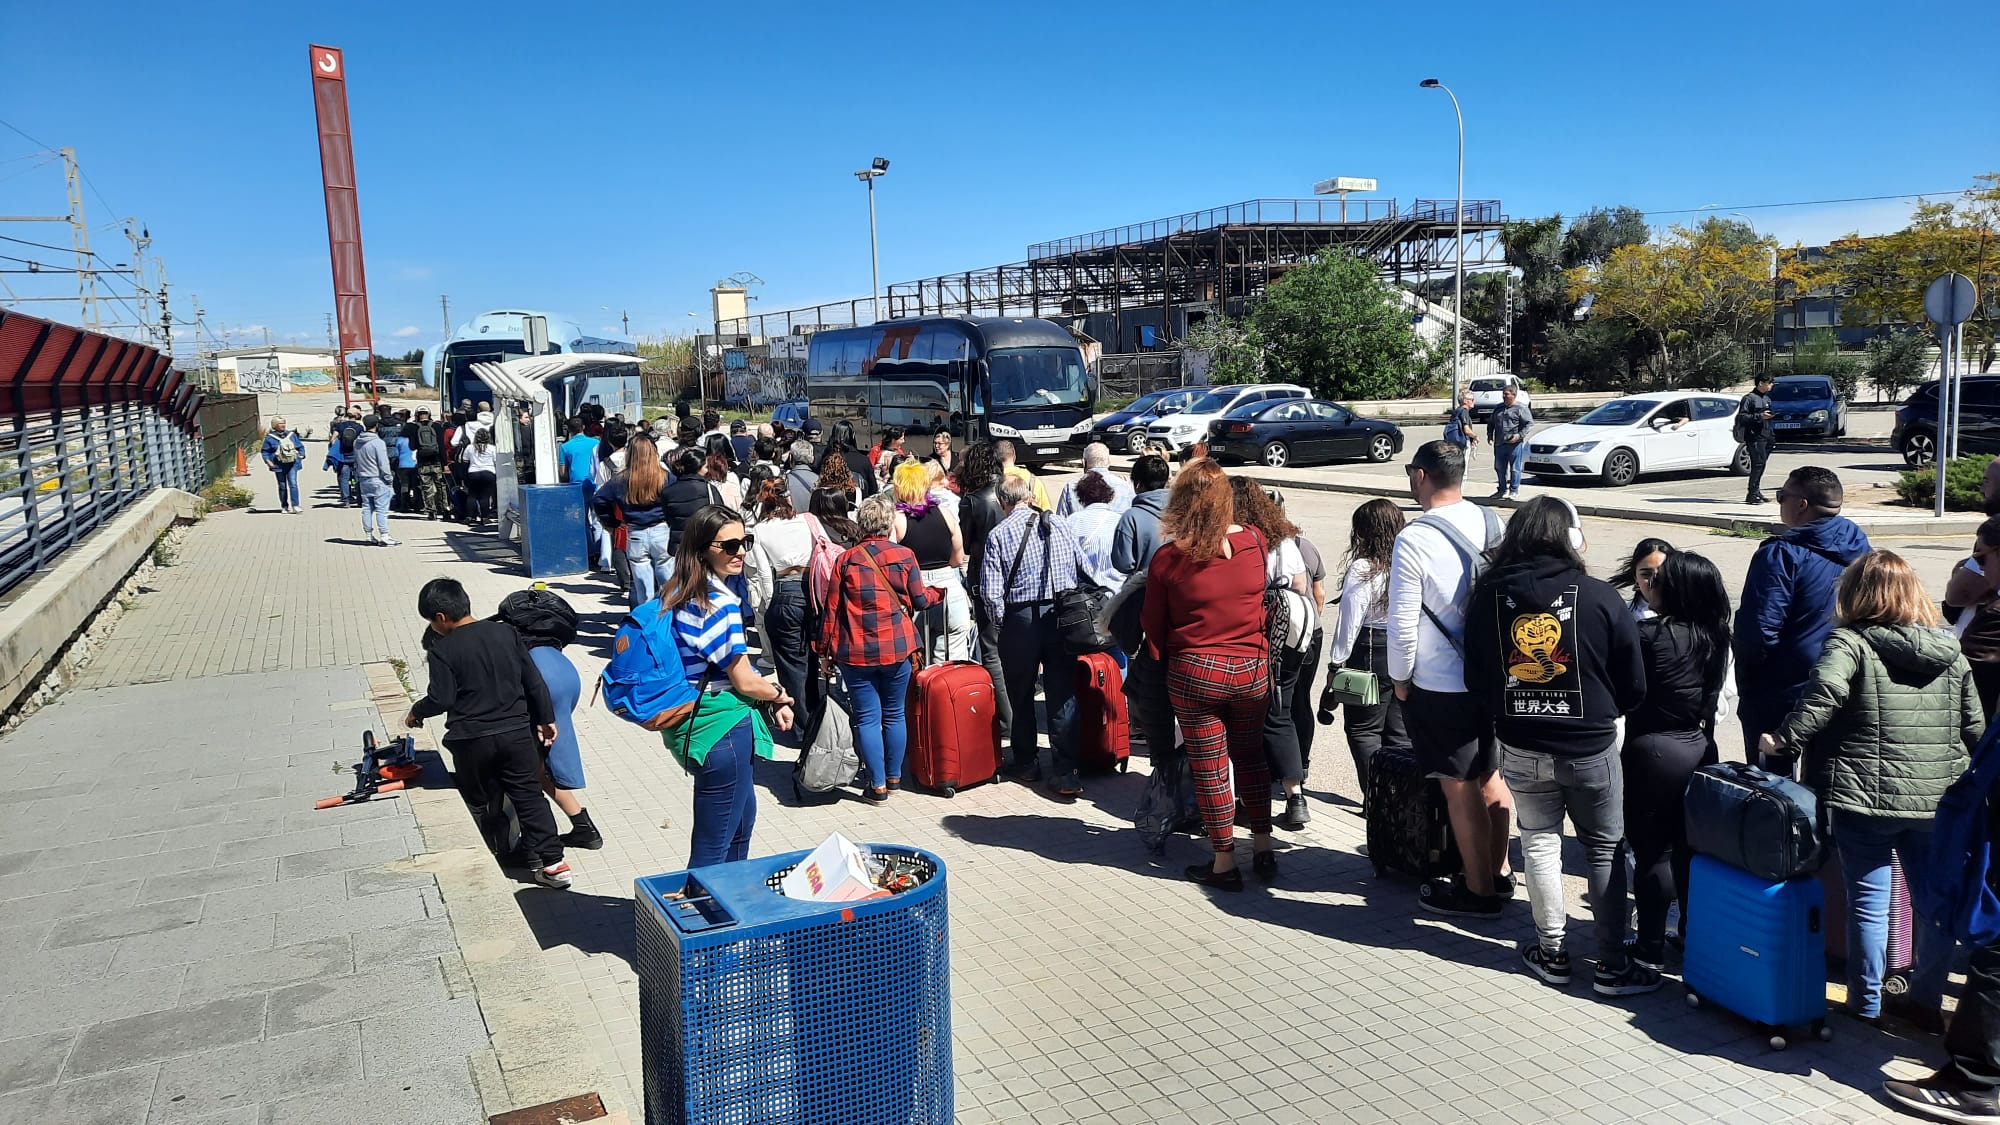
[{"x1": 1313, "y1": 176, "x2": 1378, "y2": 194}]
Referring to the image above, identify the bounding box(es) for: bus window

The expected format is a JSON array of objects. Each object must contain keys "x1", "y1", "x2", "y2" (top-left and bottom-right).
[
  {"x1": 839, "y1": 335, "x2": 869, "y2": 378},
  {"x1": 987, "y1": 347, "x2": 1089, "y2": 409}
]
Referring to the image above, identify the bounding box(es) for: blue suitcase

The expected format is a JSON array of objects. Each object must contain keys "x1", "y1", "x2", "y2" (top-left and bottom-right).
[{"x1": 1683, "y1": 854, "x2": 1830, "y2": 1049}]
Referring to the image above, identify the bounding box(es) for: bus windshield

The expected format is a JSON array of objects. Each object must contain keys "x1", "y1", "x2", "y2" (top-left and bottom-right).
[{"x1": 986, "y1": 347, "x2": 1090, "y2": 410}]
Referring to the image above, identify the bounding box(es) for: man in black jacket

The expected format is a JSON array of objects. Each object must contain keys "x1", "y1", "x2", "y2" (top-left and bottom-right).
[
  {"x1": 405, "y1": 578, "x2": 571, "y2": 889},
  {"x1": 1738, "y1": 374, "x2": 1777, "y2": 503}
]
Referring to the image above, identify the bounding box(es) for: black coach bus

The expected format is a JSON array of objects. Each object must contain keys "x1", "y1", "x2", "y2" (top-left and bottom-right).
[{"x1": 804, "y1": 316, "x2": 1094, "y2": 465}]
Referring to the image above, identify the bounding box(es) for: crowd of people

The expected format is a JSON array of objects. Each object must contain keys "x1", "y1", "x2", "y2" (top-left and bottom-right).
[{"x1": 292, "y1": 388, "x2": 2000, "y2": 1123}]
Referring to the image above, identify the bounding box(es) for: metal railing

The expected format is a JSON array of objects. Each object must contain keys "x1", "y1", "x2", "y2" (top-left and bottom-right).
[{"x1": 0, "y1": 311, "x2": 205, "y2": 598}]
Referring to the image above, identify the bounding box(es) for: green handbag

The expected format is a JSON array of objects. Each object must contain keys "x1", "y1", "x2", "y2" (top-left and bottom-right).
[{"x1": 1329, "y1": 634, "x2": 1381, "y2": 706}]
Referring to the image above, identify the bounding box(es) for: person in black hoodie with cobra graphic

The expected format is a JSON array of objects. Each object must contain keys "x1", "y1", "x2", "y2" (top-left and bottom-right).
[{"x1": 1465, "y1": 496, "x2": 1653, "y2": 997}]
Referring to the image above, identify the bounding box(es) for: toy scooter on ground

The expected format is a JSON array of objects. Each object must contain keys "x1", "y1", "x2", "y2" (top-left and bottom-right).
[{"x1": 315, "y1": 730, "x2": 422, "y2": 809}]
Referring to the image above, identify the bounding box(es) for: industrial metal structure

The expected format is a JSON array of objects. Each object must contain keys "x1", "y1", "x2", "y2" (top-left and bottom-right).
[{"x1": 718, "y1": 196, "x2": 1506, "y2": 356}]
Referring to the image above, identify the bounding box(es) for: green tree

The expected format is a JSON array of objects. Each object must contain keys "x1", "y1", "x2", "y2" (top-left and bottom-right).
[
  {"x1": 1568, "y1": 217, "x2": 1776, "y2": 387},
  {"x1": 1827, "y1": 173, "x2": 2000, "y2": 370},
  {"x1": 1504, "y1": 206, "x2": 1649, "y2": 382},
  {"x1": 1250, "y1": 249, "x2": 1416, "y2": 400},
  {"x1": 1182, "y1": 317, "x2": 1266, "y2": 386},
  {"x1": 1862, "y1": 329, "x2": 1934, "y2": 402}
]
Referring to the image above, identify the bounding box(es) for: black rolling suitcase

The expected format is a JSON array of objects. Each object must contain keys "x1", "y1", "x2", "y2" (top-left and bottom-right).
[{"x1": 1365, "y1": 743, "x2": 1461, "y2": 880}]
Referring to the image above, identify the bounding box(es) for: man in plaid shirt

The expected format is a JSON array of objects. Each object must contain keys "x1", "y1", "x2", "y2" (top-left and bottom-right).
[{"x1": 980, "y1": 474, "x2": 1084, "y2": 797}]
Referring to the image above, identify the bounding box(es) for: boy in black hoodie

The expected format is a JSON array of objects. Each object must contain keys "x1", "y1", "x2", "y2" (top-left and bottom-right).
[
  {"x1": 1464, "y1": 497, "x2": 1650, "y2": 996},
  {"x1": 405, "y1": 577, "x2": 571, "y2": 889}
]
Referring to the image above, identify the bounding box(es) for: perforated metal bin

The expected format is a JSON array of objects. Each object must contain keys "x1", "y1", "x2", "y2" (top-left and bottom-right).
[
  {"x1": 635, "y1": 844, "x2": 951, "y2": 1125},
  {"x1": 518, "y1": 482, "x2": 588, "y2": 578}
]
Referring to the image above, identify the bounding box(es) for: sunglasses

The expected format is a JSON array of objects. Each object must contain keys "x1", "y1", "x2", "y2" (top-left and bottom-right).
[{"x1": 710, "y1": 536, "x2": 754, "y2": 556}]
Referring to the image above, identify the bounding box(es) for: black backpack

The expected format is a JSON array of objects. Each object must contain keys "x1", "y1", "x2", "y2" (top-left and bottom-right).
[
  {"x1": 336, "y1": 421, "x2": 357, "y2": 458},
  {"x1": 495, "y1": 588, "x2": 577, "y2": 649},
  {"x1": 416, "y1": 424, "x2": 441, "y2": 456}
]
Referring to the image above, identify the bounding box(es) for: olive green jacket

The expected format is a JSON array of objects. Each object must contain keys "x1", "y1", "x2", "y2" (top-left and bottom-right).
[{"x1": 1775, "y1": 624, "x2": 1983, "y2": 818}]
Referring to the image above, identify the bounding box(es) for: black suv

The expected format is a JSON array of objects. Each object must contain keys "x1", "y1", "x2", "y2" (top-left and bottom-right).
[{"x1": 1894, "y1": 375, "x2": 2000, "y2": 466}]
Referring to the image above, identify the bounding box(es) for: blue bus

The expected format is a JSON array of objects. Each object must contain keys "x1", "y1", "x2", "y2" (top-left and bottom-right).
[
  {"x1": 805, "y1": 316, "x2": 1093, "y2": 464},
  {"x1": 425, "y1": 310, "x2": 640, "y2": 419}
]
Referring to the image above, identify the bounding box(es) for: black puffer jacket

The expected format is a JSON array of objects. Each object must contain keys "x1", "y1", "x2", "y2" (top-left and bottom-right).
[
  {"x1": 960, "y1": 483, "x2": 1005, "y2": 579},
  {"x1": 1629, "y1": 618, "x2": 1727, "y2": 738}
]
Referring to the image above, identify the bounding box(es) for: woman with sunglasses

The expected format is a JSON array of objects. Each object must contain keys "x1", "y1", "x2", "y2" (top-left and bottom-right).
[
  {"x1": 820, "y1": 494, "x2": 932, "y2": 802},
  {"x1": 658, "y1": 506, "x2": 796, "y2": 867}
]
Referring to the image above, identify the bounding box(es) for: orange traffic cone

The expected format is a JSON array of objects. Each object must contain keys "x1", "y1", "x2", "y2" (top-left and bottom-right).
[{"x1": 234, "y1": 446, "x2": 250, "y2": 477}]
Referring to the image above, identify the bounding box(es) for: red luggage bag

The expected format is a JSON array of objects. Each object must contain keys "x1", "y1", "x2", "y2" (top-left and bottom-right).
[
  {"x1": 1074, "y1": 651, "x2": 1130, "y2": 774},
  {"x1": 908, "y1": 653, "x2": 1003, "y2": 797}
]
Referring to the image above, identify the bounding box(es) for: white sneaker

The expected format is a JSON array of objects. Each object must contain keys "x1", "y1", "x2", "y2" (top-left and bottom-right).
[
  {"x1": 366, "y1": 530, "x2": 381, "y2": 545},
  {"x1": 380, "y1": 536, "x2": 402, "y2": 547},
  {"x1": 535, "y1": 861, "x2": 573, "y2": 890}
]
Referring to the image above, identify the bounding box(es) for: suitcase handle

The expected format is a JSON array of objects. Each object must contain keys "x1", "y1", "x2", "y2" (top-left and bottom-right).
[
  {"x1": 662, "y1": 874, "x2": 737, "y2": 934},
  {"x1": 1808, "y1": 906, "x2": 1820, "y2": 935}
]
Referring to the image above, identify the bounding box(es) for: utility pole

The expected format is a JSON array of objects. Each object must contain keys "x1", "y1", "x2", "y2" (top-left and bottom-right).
[
  {"x1": 59, "y1": 148, "x2": 100, "y2": 330},
  {"x1": 124, "y1": 222, "x2": 155, "y2": 344},
  {"x1": 1502, "y1": 273, "x2": 1514, "y2": 375},
  {"x1": 439, "y1": 294, "x2": 451, "y2": 338}
]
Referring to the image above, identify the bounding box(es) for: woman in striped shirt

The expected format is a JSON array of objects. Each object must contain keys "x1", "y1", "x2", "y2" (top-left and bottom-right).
[{"x1": 658, "y1": 506, "x2": 796, "y2": 867}]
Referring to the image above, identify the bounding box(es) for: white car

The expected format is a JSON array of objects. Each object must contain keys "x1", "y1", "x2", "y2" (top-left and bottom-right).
[
  {"x1": 1144, "y1": 383, "x2": 1309, "y2": 452},
  {"x1": 1467, "y1": 375, "x2": 1531, "y2": 421},
  {"x1": 1524, "y1": 392, "x2": 1749, "y2": 487}
]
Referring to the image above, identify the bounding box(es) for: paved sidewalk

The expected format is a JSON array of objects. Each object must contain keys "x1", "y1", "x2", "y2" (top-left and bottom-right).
[
  {"x1": 0, "y1": 667, "x2": 486, "y2": 1124},
  {"x1": 14, "y1": 453, "x2": 1949, "y2": 1123}
]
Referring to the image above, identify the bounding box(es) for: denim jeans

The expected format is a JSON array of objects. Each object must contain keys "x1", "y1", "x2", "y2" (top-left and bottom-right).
[
  {"x1": 1495, "y1": 440, "x2": 1527, "y2": 492},
  {"x1": 1000, "y1": 604, "x2": 1078, "y2": 777},
  {"x1": 334, "y1": 461, "x2": 358, "y2": 505},
  {"x1": 1831, "y1": 809, "x2": 1954, "y2": 1017},
  {"x1": 1501, "y1": 744, "x2": 1629, "y2": 957},
  {"x1": 687, "y1": 717, "x2": 756, "y2": 868},
  {"x1": 359, "y1": 481, "x2": 393, "y2": 535},
  {"x1": 272, "y1": 465, "x2": 300, "y2": 509},
  {"x1": 626, "y1": 525, "x2": 674, "y2": 607},
  {"x1": 844, "y1": 659, "x2": 912, "y2": 789}
]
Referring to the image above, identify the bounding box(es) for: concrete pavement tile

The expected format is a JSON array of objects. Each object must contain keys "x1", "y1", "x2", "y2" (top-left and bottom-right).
[
  {"x1": 263, "y1": 958, "x2": 448, "y2": 1037},
  {"x1": 4, "y1": 880, "x2": 142, "y2": 927},
  {"x1": 109, "y1": 916, "x2": 277, "y2": 973},
  {"x1": 0, "y1": 1030, "x2": 76, "y2": 1097},
  {"x1": 0, "y1": 1063, "x2": 158, "y2": 1125},
  {"x1": 0, "y1": 781, "x2": 95, "y2": 806},
  {"x1": 0, "y1": 864, "x2": 85, "y2": 901},
  {"x1": 8, "y1": 939, "x2": 120, "y2": 990},
  {"x1": 343, "y1": 869, "x2": 433, "y2": 898},
  {"x1": 66, "y1": 997, "x2": 268, "y2": 1078},
  {"x1": 148, "y1": 1024, "x2": 360, "y2": 1123},
  {"x1": 136, "y1": 860, "x2": 277, "y2": 905},
  {"x1": 76, "y1": 847, "x2": 220, "y2": 888},
  {"x1": 224, "y1": 826, "x2": 342, "y2": 863},
  {"x1": 0, "y1": 965, "x2": 184, "y2": 1038},
  {"x1": 356, "y1": 999, "x2": 490, "y2": 1082},
  {"x1": 274, "y1": 835, "x2": 412, "y2": 880},
  {"x1": 44, "y1": 897, "x2": 204, "y2": 949},
  {"x1": 256, "y1": 1063, "x2": 481, "y2": 1125},
  {"x1": 349, "y1": 919, "x2": 456, "y2": 965},
  {"x1": 270, "y1": 889, "x2": 429, "y2": 946},
  {"x1": 195, "y1": 873, "x2": 348, "y2": 922},
  {"x1": 177, "y1": 937, "x2": 352, "y2": 1006}
]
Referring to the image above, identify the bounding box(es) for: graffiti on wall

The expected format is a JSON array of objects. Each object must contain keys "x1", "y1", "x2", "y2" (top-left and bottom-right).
[
  {"x1": 236, "y1": 356, "x2": 284, "y2": 393},
  {"x1": 721, "y1": 346, "x2": 806, "y2": 406}
]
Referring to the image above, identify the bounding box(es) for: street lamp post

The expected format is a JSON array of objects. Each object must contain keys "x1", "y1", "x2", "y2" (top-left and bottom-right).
[
  {"x1": 1420, "y1": 78, "x2": 1465, "y2": 404},
  {"x1": 854, "y1": 157, "x2": 889, "y2": 323}
]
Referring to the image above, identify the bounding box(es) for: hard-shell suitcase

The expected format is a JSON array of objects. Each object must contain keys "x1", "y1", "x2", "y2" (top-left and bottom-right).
[
  {"x1": 1885, "y1": 849, "x2": 1915, "y2": 995},
  {"x1": 1364, "y1": 744, "x2": 1461, "y2": 881},
  {"x1": 907, "y1": 659, "x2": 1002, "y2": 797},
  {"x1": 1684, "y1": 761, "x2": 1824, "y2": 882},
  {"x1": 1075, "y1": 652, "x2": 1131, "y2": 774},
  {"x1": 1684, "y1": 854, "x2": 1831, "y2": 1049}
]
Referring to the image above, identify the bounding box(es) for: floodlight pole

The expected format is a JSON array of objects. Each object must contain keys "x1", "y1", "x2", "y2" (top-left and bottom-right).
[{"x1": 1422, "y1": 79, "x2": 1465, "y2": 404}]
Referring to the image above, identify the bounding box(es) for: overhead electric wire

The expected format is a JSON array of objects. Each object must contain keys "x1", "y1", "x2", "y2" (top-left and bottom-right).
[{"x1": 1639, "y1": 189, "x2": 1976, "y2": 217}]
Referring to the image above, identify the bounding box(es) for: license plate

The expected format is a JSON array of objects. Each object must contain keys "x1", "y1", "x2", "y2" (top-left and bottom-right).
[
  {"x1": 1037, "y1": 447, "x2": 1060, "y2": 456},
  {"x1": 1527, "y1": 462, "x2": 1559, "y2": 473}
]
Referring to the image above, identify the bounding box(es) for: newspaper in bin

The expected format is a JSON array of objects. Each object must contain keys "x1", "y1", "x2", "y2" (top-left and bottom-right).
[{"x1": 780, "y1": 832, "x2": 875, "y2": 902}]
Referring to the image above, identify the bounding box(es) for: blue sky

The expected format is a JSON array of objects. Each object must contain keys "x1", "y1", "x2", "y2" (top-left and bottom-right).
[{"x1": 1, "y1": 0, "x2": 1989, "y2": 352}]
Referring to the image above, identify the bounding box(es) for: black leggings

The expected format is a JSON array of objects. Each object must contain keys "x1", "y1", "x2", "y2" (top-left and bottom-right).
[
  {"x1": 467, "y1": 470, "x2": 497, "y2": 522},
  {"x1": 1340, "y1": 626, "x2": 1407, "y2": 802},
  {"x1": 1623, "y1": 727, "x2": 1712, "y2": 945},
  {"x1": 1263, "y1": 645, "x2": 1306, "y2": 784}
]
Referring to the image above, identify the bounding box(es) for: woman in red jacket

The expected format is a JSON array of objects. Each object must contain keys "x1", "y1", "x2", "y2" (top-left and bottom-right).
[
  {"x1": 1141, "y1": 460, "x2": 1273, "y2": 890},
  {"x1": 820, "y1": 494, "x2": 931, "y2": 802}
]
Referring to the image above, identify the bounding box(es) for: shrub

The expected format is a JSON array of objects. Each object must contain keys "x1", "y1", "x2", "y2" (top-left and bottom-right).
[
  {"x1": 198, "y1": 477, "x2": 254, "y2": 513},
  {"x1": 1894, "y1": 453, "x2": 1994, "y2": 511}
]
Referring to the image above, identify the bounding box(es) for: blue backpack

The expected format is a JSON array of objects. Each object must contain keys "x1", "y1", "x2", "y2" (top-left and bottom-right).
[
  {"x1": 599, "y1": 601, "x2": 705, "y2": 733},
  {"x1": 1918, "y1": 722, "x2": 2000, "y2": 946}
]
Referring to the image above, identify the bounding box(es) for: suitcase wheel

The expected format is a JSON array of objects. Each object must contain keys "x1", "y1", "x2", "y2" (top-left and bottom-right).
[
  {"x1": 1117, "y1": 759, "x2": 1129, "y2": 773},
  {"x1": 1767, "y1": 1030, "x2": 1788, "y2": 1052},
  {"x1": 939, "y1": 785, "x2": 957, "y2": 798},
  {"x1": 1812, "y1": 1019, "x2": 1831, "y2": 1042},
  {"x1": 1372, "y1": 863, "x2": 1388, "y2": 879},
  {"x1": 1884, "y1": 971, "x2": 1911, "y2": 997},
  {"x1": 1684, "y1": 990, "x2": 1701, "y2": 1009}
]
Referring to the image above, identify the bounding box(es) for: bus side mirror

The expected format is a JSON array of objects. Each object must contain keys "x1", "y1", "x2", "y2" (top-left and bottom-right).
[{"x1": 946, "y1": 361, "x2": 966, "y2": 379}]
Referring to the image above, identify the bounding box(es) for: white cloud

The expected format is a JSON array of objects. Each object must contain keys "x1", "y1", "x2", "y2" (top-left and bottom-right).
[{"x1": 392, "y1": 325, "x2": 422, "y2": 338}]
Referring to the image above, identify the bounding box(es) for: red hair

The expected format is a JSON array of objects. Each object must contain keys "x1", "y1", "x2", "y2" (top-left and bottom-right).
[{"x1": 1161, "y1": 460, "x2": 1235, "y2": 562}]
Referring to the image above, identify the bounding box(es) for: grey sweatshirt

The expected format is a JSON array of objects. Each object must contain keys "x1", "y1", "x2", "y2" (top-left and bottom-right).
[{"x1": 353, "y1": 431, "x2": 395, "y2": 485}]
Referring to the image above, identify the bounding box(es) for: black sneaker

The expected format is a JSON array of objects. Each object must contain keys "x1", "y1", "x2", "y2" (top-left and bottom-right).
[
  {"x1": 1627, "y1": 938, "x2": 1667, "y2": 972},
  {"x1": 1520, "y1": 941, "x2": 1572, "y2": 986},
  {"x1": 1886, "y1": 994, "x2": 1949, "y2": 1037},
  {"x1": 559, "y1": 824, "x2": 605, "y2": 851},
  {"x1": 1593, "y1": 955, "x2": 1664, "y2": 997},
  {"x1": 1002, "y1": 761, "x2": 1042, "y2": 784},
  {"x1": 1281, "y1": 793, "x2": 1310, "y2": 829},
  {"x1": 1492, "y1": 872, "x2": 1516, "y2": 900},
  {"x1": 1418, "y1": 878, "x2": 1503, "y2": 920},
  {"x1": 1884, "y1": 1066, "x2": 2000, "y2": 1124}
]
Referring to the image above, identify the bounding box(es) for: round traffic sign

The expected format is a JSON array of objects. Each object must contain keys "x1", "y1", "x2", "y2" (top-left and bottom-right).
[{"x1": 1926, "y1": 272, "x2": 1979, "y2": 328}]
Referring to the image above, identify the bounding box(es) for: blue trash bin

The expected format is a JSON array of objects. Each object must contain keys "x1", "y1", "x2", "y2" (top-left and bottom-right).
[
  {"x1": 519, "y1": 483, "x2": 589, "y2": 577},
  {"x1": 635, "y1": 844, "x2": 951, "y2": 1125}
]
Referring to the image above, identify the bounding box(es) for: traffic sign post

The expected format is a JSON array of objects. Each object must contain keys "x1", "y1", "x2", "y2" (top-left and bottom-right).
[{"x1": 1927, "y1": 272, "x2": 1979, "y2": 517}]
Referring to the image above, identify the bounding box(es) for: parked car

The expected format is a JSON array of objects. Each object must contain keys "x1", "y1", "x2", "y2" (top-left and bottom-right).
[
  {"x1": 1207, "y1": 398, "x2": 1403, "y2": 468},
  {"x1": 1525, "y1": 392, "x2": 1748, "y2": 487},
  {"x1": 1768, "y1": 375, "x2": 1848, "y2": 440},
  {"x1": 1894, "y1": 376, "x2": 2000, "y2": 466},
  {"x1": 1466, "y1": 375, "x2": 1531, "y2": 421},
  {"x1": 771, "y1": 400, "x2": 810, "y2": 430},
  {"x1": 1091, "y1": 388, "x2": 1199, "y2": 454},
  {"x1": 1145, "y1": 383, "x2": 1309, "y2": 452}
]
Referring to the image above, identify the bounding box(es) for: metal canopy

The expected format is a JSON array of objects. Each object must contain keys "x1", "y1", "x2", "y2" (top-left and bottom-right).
[{"x1": 469, "y1": 352, "x2": 635, "y2": 530}]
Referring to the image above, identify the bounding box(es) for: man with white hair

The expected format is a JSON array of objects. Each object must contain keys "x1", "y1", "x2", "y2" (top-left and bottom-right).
[
  {"x1": 981, "y1": 474, "x2": 1084, "y2": 797},
  {"x1": 1055, "y1": 442, "x2": 1134, "y2": 517},
  {"x1": 785, "y1": 440, "x2": 819, "y2": 514}
]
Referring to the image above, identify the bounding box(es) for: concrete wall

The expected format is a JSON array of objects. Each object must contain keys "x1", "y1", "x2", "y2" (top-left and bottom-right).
[{"x1": 0, "y1": 488, "x2": 202, "y2": 716}]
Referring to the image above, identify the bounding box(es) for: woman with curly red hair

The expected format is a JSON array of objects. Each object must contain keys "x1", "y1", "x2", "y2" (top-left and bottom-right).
[{"x1": 1140, "y1": 460, "x2": 1274, "y2": 890}]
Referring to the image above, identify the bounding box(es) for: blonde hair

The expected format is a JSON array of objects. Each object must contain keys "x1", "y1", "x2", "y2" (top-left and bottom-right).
[
  {"x1": 892, "y1": 460, "x2": 930, "y2": 506},
  {"x1": 1836, "y1": 550, "x2": 1941, "y2": 629}
]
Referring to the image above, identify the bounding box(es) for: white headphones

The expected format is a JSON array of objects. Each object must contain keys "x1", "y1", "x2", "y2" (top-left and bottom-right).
[{"x1": 1553, "y1": 496, "x2": 1586, "y2": 551}]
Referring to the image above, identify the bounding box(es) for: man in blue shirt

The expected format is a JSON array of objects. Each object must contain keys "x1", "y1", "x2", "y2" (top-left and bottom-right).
[{"x1": 558, "y1": 418, "x2": 610, "y2": 571}]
